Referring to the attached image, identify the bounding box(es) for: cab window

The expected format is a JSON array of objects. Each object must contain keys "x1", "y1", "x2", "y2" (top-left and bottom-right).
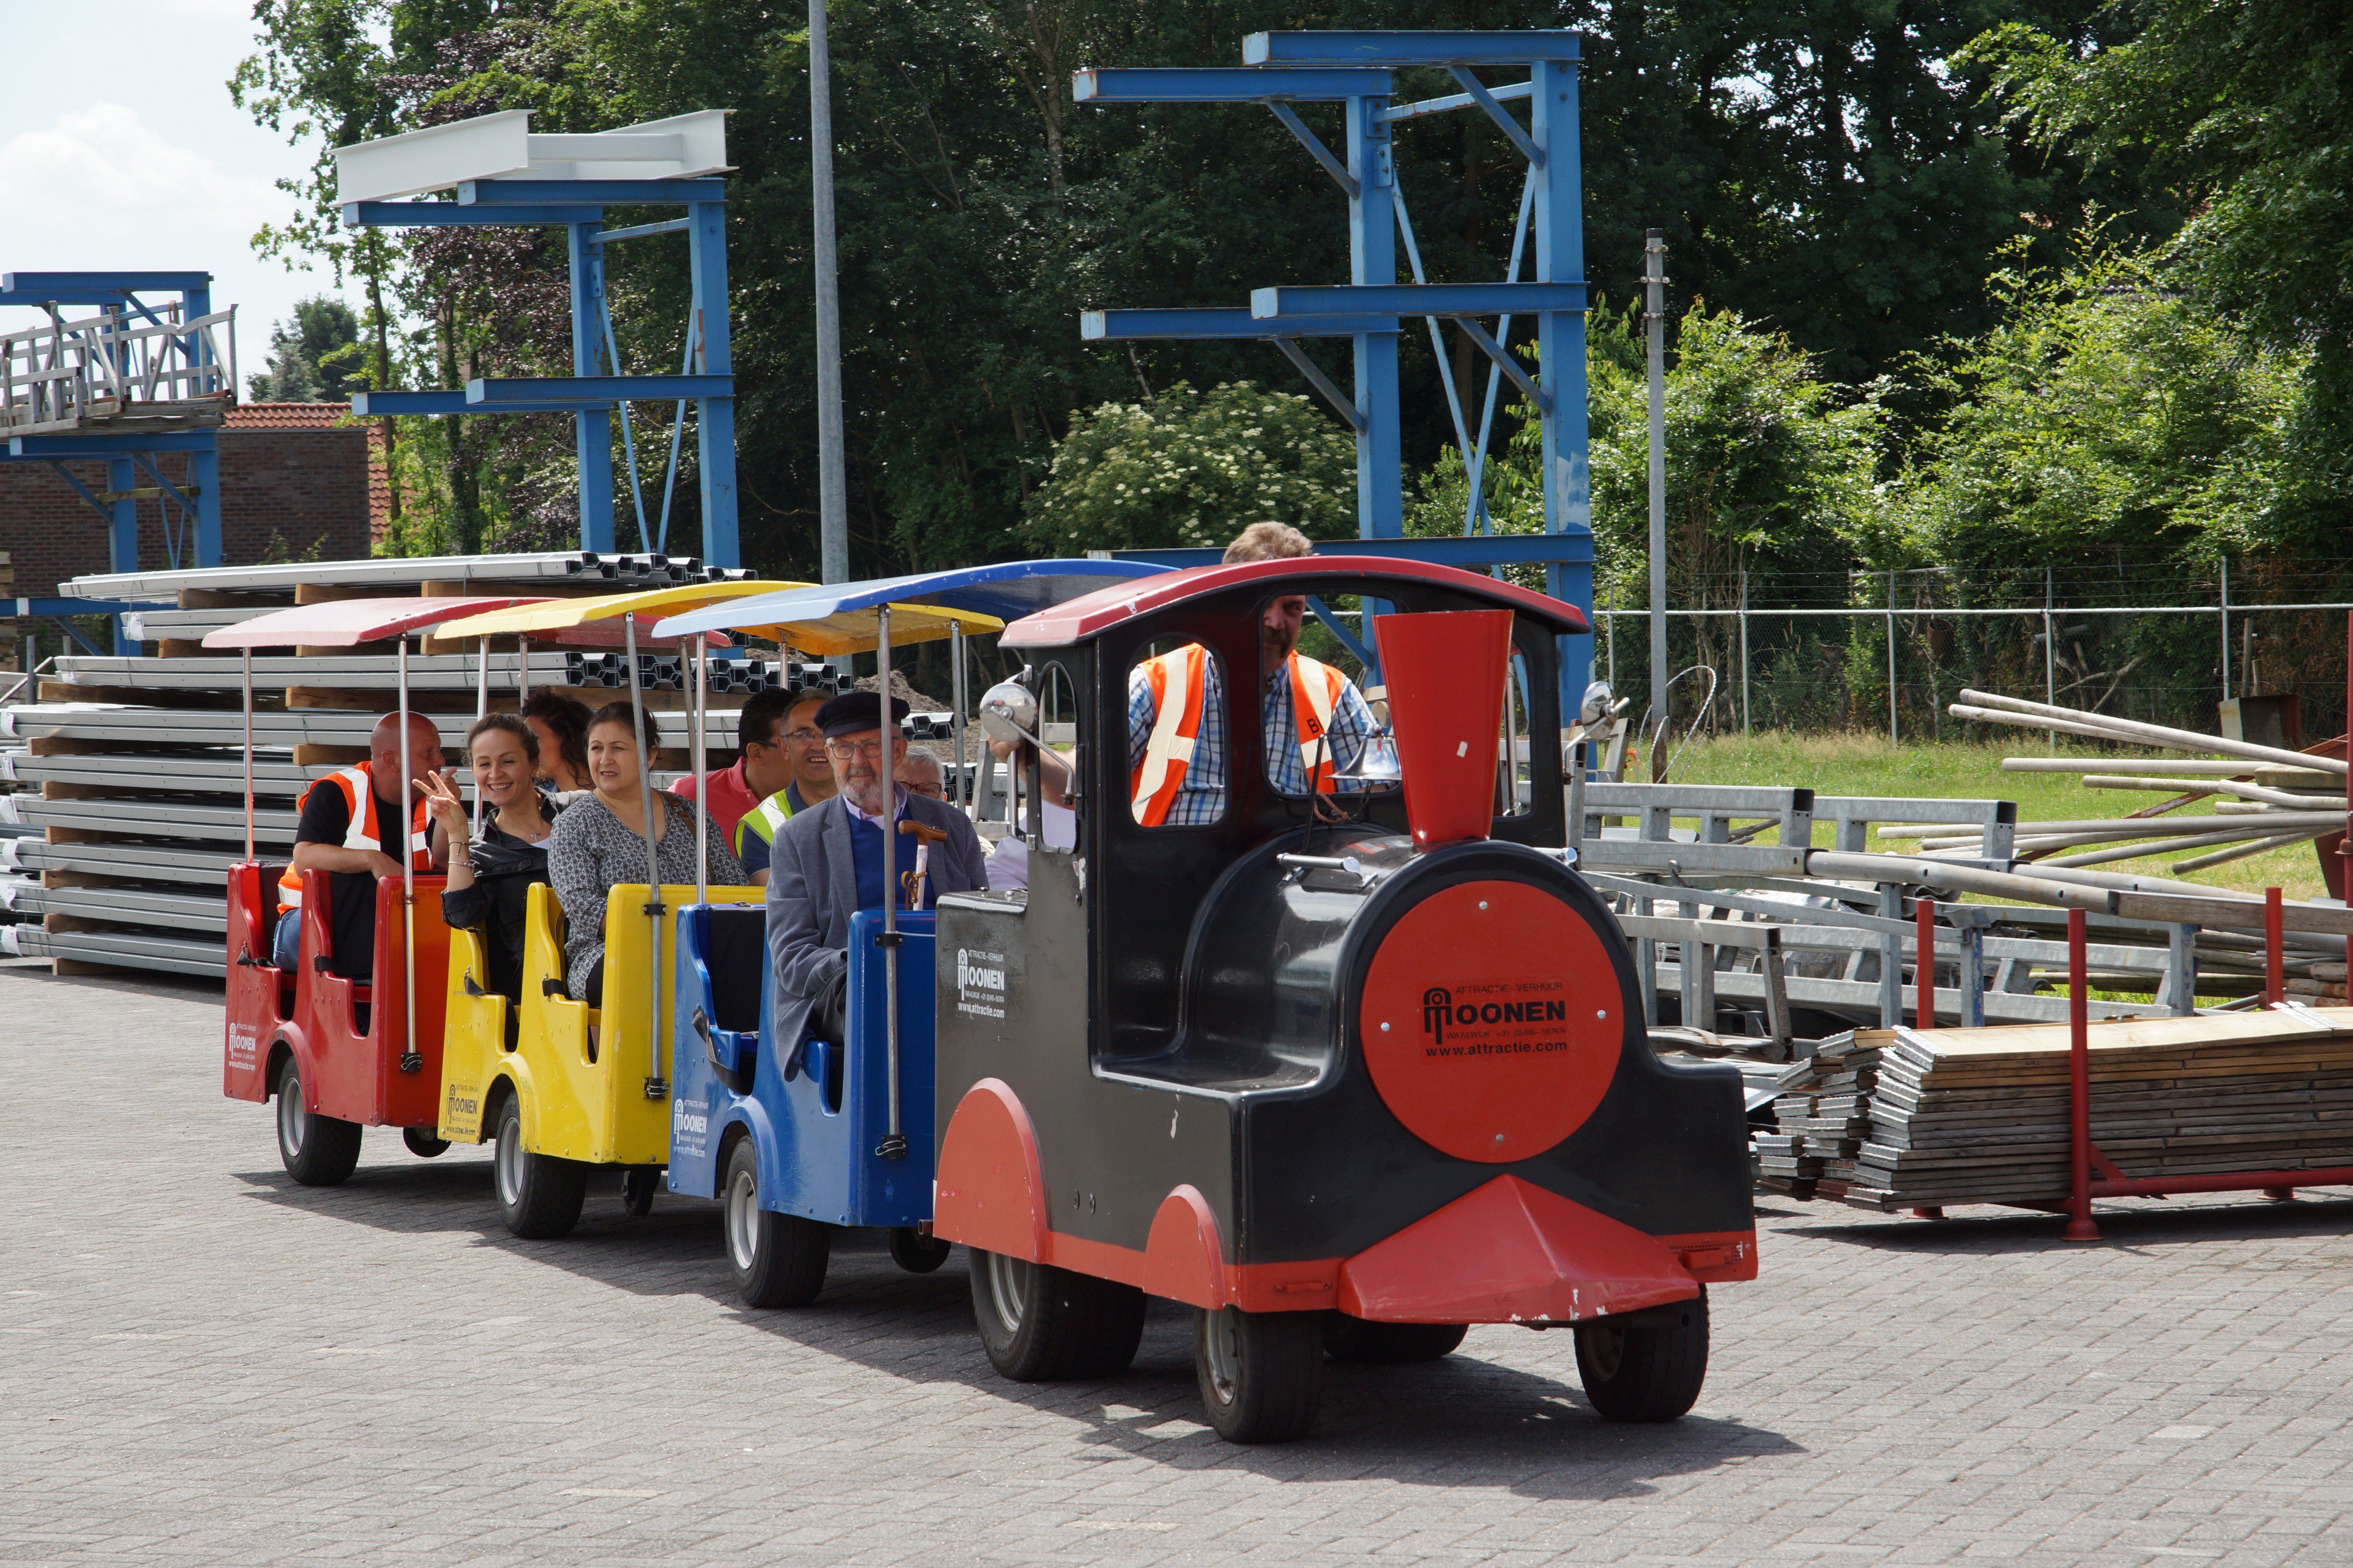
[
  {"x1": 1266, "y1": 593, "x2": 1384, "y2": 798},
  {"x1": 1029, "y1": 664, "x2": 1081, "y2": 852},
  {"x1": 1127, "y1": 639, "x2": 1228, "y2": 827}
]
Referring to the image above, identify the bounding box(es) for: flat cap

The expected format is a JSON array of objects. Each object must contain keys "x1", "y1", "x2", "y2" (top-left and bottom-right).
[{"x1": 815, "y1": 690, "x2": 911, "y2": 737}]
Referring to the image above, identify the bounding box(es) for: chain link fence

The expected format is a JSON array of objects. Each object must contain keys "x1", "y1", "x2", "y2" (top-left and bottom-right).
[{"x1": 1592, "y1": 560, "x2": 2353, "y2": 744}]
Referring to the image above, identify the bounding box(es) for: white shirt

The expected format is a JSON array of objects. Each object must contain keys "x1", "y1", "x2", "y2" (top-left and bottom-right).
[{"x1": 985, "y1": 801, "x2": 1076, "y2": 893}]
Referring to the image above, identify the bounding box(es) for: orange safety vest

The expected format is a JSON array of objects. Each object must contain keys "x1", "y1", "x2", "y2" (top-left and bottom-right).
[
  {"x1": 1130, "y1": 647, "x2": 1349, "y2": 826},
  {"x1": 276, "y1": 764, "x2": 433, "y2": 916}
]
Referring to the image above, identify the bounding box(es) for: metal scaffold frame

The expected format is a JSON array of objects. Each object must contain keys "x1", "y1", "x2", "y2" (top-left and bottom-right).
[
  {"x1": 335, "y1": 109, "x2": 742, "y2": 567},
  {"x1": 1, "y1": 272, "x2": 232, "y2": 652},
  {"x1": 1074, "y1": 30, "x2": 1595, "y2": 710}
]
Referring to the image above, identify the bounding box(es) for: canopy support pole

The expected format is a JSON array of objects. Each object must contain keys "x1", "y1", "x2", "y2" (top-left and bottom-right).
[
  {"x1": 473, "y1": 636, "x2": 490, "y2": 833},
  {"x1": 949, "y1": 620, "x2": 967, "y2": 809},
  {"x1": 877, "y1": 602, "x2": 906, "y2": 1160},
  {"x1": 241, "y1": 648, "x2": 254, "y2": 863},
  {"x1": 693, "y1": 636, "x2": 708, "y2": 910},
  {"x1": 624, "y1": 612, "x2": 669, "y2": 1100},
  {"x1": 398, "y1": 637, "x2": 422, "y2": 1075}
]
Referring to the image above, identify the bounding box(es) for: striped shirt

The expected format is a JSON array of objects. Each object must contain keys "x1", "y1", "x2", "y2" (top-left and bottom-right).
[{"x1": 1125, "y1": 654, "x2": 1375, "y2": 826}]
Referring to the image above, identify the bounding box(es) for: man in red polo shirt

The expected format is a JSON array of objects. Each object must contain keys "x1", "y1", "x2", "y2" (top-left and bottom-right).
[{"x1": 676, "y1": 685, "x2": 837, "y2": 854}]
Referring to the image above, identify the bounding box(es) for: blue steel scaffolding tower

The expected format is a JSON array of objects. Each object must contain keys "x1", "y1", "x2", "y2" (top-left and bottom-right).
[
  {"x1": 1075, "y1": 30, "x2": 1594, "y2": 709},
  {"x1": 0, "y1": 271, "x2": 232, "y2": 651},
  {"x1": 333, "y1": 110, "x2": 741, "y2": 567}
]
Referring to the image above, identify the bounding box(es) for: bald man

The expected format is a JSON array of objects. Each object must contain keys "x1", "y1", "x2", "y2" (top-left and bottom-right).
[{"x1": 272, "y1": 712, "x2": 443, "y2": 978}]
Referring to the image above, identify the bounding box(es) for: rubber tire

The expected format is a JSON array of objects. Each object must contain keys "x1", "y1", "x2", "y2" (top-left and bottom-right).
[
  {"x1": 724, "y1": 1138, "x2": 830, "y2": 1308},
  {"x1": 1196, "y1": 1307, "x2": 1326, "y2": 1444},
  {"x1": 276, "y1": 1055, "x2": 361, "y2": 1187},
  {"x1": 402, "y1": 1126, "x2": 449, "y2": 1158},
  {"x1": 622, "y1": 1167, "x2": 659, "y2": 1216},
  {"x1": 968, "y1": 1249, "x2": 1145, "y2": 1382},
  {"x1": 888, "y1": 1226, "x2": 952, "y2": 1275},
  {"x1": 1324, "y1": 1317, "x2": 1468, "y2": 1365},
  {"x1": 493, "y1": 1094, "x2": 588, "y2": 1240},
  {"x1": 1574, "y1": 1293, "x2": 1710, "y2": 1423}
]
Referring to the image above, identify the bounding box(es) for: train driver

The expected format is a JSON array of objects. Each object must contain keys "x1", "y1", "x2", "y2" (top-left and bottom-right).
[
  {"x1": 1128, "y1": 522, "x2": 1377, "y2": 825},
  {"x1": 763, "y1": 692, "x2": 989, "y2": 1049},
  {"x1": 272, "y1": 711, "x2": 442, "y2": 976}
]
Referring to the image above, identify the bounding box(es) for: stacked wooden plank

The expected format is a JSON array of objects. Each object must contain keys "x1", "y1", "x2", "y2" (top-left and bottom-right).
[
  {"x1": 1756, "y1": 1032, "x2": 1885, "y2": 1199},
  {"x1": 1842, "y1": 1009, "x2": 2353, "y2": 1210}
]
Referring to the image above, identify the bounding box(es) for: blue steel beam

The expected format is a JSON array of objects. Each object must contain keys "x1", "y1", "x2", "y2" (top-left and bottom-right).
[
  {"x1": 342, "y1": 200, "x2": 602, "y2": 228},
  {"x1": 352, "y1": 391, "x2": 586, "y2": 416},
  {"x1": 1244, "y1": 31, "x2": 1580, "y2": 65},
  {"x1": 1378, "y1": 80, "x2": 1535, "y2": 124},
  {"x1": 589, "y1": 218, "x2": 691, "y2": 244},
  {"x1": 0, "y1": 271, "x2": 211, "y2": 304},
  {"x1": 1251, "y1": 282, "x2": 1586, "y2": 318},
  {"x1": 465, "y1": 375, "x2": 732, "y2": 405},
  {"x1": 1072, "y1": 67, "x2": 1391, "y2": 102},
  {"x1": 11, "y1": 598, "x2": 172, "y2": 617},
  {"x1": 457, "y1": 179, "x2": 726, "y2": 206},
  {"x1": 1112, "y1": 534, "x2": 1593, "y2": 570},
  {"x1": 688, "y1": 198, "x2": 740, "y2": 567},
  {"x1": 1081, "y1": 308, "x2": 1397, "y2": 340}
]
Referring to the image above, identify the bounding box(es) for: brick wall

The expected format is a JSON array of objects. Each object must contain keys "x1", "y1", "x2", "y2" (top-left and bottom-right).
[{"x1": 0, "y1": 405, "x2": 377, "y2": 597}]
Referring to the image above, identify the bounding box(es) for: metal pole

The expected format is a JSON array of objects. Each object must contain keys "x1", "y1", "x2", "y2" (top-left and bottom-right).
[
  {"x1": 949, "y1": 620, "x2": 967, "y2": 810},
  {"x1": 694, "y1": 638, "x2": 708, "y2": 908},
  {"x1": 1739, "y1": 565, "x2": 1750, "y2": 736},
  {"x1": 623, "y1": 613, "x2": 666, "y2": 1098},
  {"x1": 809, "y1": 0, "x2": 850, "y2": 586},
  {"x1": 2044, "y1": 566, "x2": 2058, "y2": 755},
  {"x1": 1644, "y1": 230, "x2": 1667, "y2": 744},
  {"x1": 1915, "y1": 895, "x2": 1934, "y2": 1028},
  {"x1": 398, "y1": 637, "x2": 419, "y2": 1074},
  {"x1": 2219, "y1": 559, "x2": 2231, "y2": 706},
  {"x1": 2063, "y1": 907, "x2": 2099, "y2": 1241},
  {"x1": 473, "y1": 635, "x2": 489, "y2": 834},
  {"x1": 877, "y1": 603, "x2": 905, "y2": 1159},
  {"x1": 241, "y1": 648, "x2": 254, "y2": 863},
  {"x1": 1887, "y1": 571, "x2": 1899, "y2": 745}
]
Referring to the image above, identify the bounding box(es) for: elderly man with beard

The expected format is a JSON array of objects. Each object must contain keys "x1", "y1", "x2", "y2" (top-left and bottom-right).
[{"x1": 764, "y1": 690, "x2": 989, "y2": 1052}]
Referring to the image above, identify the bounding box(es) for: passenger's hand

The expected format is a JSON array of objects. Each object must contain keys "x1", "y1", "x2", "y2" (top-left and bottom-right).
[
  {"x1": 366, "y1": 851, "x2": 406, "y2": 881},
  {"x1": 419, "y1": 769, "x2": 471, "y2": 839}
]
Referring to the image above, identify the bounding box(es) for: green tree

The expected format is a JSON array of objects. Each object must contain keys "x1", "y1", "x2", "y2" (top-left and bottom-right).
[
  {"x1": 1968, "y1": 0, "x2": 2353, "y2": 544},
  {"x1": 247, "y1": 296, "x2": 366, "y2": 401},
  {"x1": 1020, "y1": 381, "x2": 1357, "y2": 553}
]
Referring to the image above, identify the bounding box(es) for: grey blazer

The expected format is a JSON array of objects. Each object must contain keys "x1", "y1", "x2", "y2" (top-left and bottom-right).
[{"x1": 764, "y1": 790, "x2": 991, "y2": 1048}]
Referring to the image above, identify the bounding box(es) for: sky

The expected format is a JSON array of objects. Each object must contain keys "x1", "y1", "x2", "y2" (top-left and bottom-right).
[{"x1": 0, "y1": 0, "x2": 349, "y2": 383}]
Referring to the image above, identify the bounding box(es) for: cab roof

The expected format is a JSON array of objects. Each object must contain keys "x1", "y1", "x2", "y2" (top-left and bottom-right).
[{"x1": 998, "y1": 555, "x2": 1592, "y2": 647}]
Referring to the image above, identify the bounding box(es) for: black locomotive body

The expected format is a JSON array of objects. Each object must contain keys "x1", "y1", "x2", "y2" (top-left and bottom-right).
[{"x1": 932, "y1": 557, "x2": 1754, "y2": 1440}]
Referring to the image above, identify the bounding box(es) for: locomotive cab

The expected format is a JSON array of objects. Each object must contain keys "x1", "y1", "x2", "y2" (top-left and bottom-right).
[{"x1": 932, "y1": 556, "x2": 1756, "y2": 1442}]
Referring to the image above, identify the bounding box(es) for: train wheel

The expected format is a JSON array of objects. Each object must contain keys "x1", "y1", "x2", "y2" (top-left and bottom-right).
[
  {"x1": 888, "y1": 1227, "x2": 951, "y2": 1275},
  {"x1": 402, "y1": 1127, "x2": 449, "y2": 1158},
  {"x1": 724, "y1": 1139, "x2": 828, "y2": 1308},
  {"x1": 968, "y1": 1249, "x2": 1145, "y2": 1382},
  {"x1": 493, "y1": 1095, "x2": 587, "y2": 1240},
  {"x1": 1574, "y1": 1294, "x2": 1710, "y2": 1423},
  {"x1": 621, "y1": 1167, "x2": 659, "y2": 1216},
  {"x1": 1324, "y1": 1318, "x2": 1468, "y2": 1365},
  {"x1": 1195, "y1": 1307, "x2": 1325, "y2": 1444},
  {"x1": 276, "y1": 1056, "x2": 361, "y2": 1187}
]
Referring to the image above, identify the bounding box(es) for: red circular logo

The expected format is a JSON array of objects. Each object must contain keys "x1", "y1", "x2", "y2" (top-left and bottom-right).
[{"x1": 1357, "y1": 879, "x2": 1622, "y2": 1163}]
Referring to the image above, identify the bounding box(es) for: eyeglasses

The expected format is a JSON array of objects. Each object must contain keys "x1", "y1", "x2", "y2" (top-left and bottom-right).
[
  {"x1": 782, "y1": 727, "x2": 823, "y2": 744},
  {"x1": 824, "y1": 737, "x2": 886, "y2": 759}
]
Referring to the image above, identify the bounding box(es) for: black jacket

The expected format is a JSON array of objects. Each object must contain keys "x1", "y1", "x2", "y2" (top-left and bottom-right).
[{"x1": 441, "y1": 793, "x2": 564, "y2": 1002}]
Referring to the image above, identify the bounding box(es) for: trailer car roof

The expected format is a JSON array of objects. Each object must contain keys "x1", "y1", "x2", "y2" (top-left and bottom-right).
[
  {"x1": 998, "y1": 555, "x2": 1591, "y2": 646},
  {"x1": 199, "y1": 596, "x2": 550, "y2": 649}
]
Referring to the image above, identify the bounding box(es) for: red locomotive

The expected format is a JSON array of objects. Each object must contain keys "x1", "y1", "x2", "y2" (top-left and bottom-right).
[{"x1": 929, "y1": 555, "x2": 1756, "y2": 1441}]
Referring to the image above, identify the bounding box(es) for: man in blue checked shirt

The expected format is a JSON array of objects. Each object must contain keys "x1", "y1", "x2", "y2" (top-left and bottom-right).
[{"x1": 1127, "y1": 523, "x2": 1377, "y2": 827}]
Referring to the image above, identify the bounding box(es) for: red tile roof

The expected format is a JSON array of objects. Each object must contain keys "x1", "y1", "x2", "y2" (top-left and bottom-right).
[{"x1": 225, "y1": 401, "x2": 360, "y2": 430}]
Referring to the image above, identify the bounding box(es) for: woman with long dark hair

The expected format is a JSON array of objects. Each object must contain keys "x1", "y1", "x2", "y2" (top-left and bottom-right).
[
  {"x1": 520, "y1": 692, "x2": 593, "y2": 793},
  {"x1": 420, "y1": 713, "x2": 563, "y2": 1003},
  {"x1": 544, "y1": 702, "x2": 744, "y2": 1003}
]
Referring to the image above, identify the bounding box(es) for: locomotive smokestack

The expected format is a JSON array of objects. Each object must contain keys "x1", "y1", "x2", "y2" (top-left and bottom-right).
[{"x1": 1372, "y1": 608, "x2": 1516, "y2": 849}]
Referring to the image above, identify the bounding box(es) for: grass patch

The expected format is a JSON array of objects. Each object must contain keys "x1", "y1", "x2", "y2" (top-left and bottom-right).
[{"x1": 1660, "y1": 732, "x2": 2337, "y2": 902}]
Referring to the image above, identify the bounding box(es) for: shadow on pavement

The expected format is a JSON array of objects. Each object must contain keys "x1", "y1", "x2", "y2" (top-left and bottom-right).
[
  {"x1": 235, "y1": 1159, "x2": 1802, "y2": 1494},
  {"x1": 1783, "y1": 1191, "x2": 2353, "y2": 1254}
]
